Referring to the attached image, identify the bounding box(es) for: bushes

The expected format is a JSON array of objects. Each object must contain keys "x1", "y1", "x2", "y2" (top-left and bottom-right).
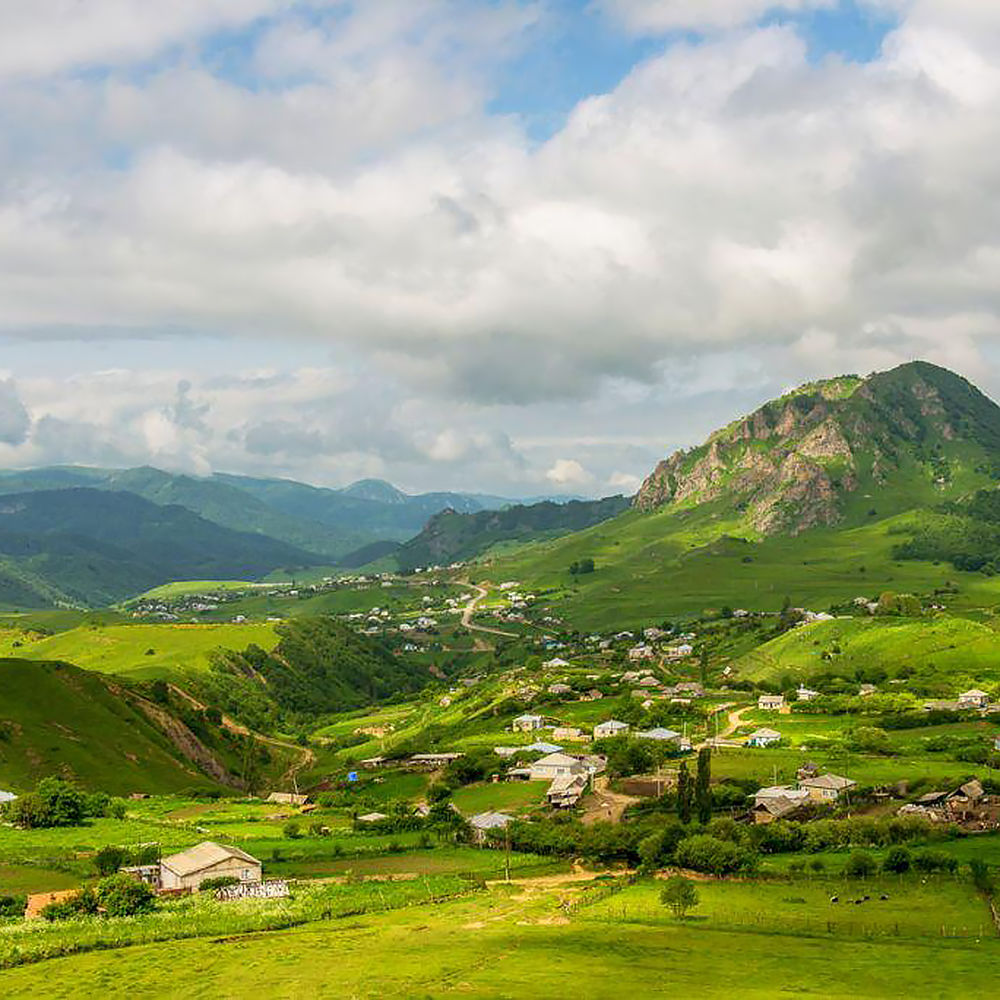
[
  {"x1": 0, "y1": 779, "x2": 125, "y2": 829},
  {"x1": 0, "y1": 895, "x2": 25, "y2": 919},
  {"x1": 660, "y1": 876, "x2": 699, "y2": 917},
  {"x1": 199, "y1": 876, "x2": 239, "y2": 893},
  {"x1": 844, "y1": 851, "x2": 877, "y2": 878},
  {"x1": 912, "y1": 849, "x2": 958, "y2": 874},
  {"x1": 674, "y1": 835, "x2": 758, "y2": 875},
  {"x1": 96, "y1": 875, "x2": 156, "y2": 918},
  {"x1": 882, "y1": 846, "x2": 912, "y2": 874}
]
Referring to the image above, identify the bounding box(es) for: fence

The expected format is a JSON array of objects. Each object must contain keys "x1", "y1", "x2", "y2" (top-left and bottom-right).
[{"x1": 216, "y1": 880, "x2": 290, "y2": 902}]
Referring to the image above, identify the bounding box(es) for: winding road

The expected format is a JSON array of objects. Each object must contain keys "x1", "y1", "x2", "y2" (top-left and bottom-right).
[{"x1": 459, "y1": 583, "x2": 518, "y2": 640}]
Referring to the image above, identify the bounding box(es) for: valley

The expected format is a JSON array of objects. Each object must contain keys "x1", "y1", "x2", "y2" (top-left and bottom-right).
[{"x1": 5, "y1": 362, "x2": 1000, "y2": 995}]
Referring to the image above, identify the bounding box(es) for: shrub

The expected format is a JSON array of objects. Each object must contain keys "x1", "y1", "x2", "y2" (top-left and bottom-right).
[
  {"x1": 94, "y1": 846, "x2": 127, "y2": 877},
  {"x1": 0, "y1": 894, "x2": 25, "y2": 918},
  {"x1": 283, "y1": 821, "x2": 302, "y2": 839},
  {"x1": 199, "y1": 876, "x2": 239, "y2": 893},
  {"x1": 660, "y1": 876, "x2": 699, "y2": 918},
  {"x1": 41, "y1": 887, "x2": 98, "y2": 922},
  {"x1": 96, "y1": 874, "x2": 156, "y2": 918},
  {"x1": 844, "y1": 851, "x2": 877, "y2": 878},
  {"x1": 675, "y1": 835, "x2": 757, "y2": 875},
  {"x1": 913, "y1": 849, "x2": 958, "y2": 874},
  {"x1": 882, "y1": 846, "x2": 911, "y2": 874}
]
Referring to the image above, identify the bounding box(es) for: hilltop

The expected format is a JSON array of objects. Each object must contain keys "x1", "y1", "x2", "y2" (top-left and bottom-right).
[{"x1": 481, "y1": 362, "x2": 1000, "y2": 624}]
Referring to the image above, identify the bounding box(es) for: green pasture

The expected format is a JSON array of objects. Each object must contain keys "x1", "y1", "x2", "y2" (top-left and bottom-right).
[
  {"x1": 0, "y1": 622, "x2": 280, "y2": 681},
  {"x1": 0, "y1": 863, "x2": 80, "y2": 897},
  {"x1": 451, "y1": 781, "x2": 548, "y2": 815}
]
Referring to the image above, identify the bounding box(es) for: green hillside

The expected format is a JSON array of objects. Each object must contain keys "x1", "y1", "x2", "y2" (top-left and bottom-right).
[
  {"x1": 0, "y1": 660, "x2": 223, "y2": 794},
  {"x1": 396, "y1": 495, "x2": 631, "y2": 571},
  {"x1": 0, "y1": 623, "x2": 280, "y2": 682},
  {"x1": 732, "y1": 615, "x2": 1000, "y2": 688}
]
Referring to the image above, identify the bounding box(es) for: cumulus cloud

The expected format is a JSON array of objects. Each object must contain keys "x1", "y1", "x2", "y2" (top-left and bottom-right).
[{"x1": 0, "y1": 2, "x2": 999, "y2": 494}]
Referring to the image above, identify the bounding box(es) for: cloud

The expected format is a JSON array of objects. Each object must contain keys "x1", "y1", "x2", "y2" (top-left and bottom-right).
[
  {"x1": 546, "y1": 459, "x2": 594, "y2": 486},
  {"x1": 0, "y1": 380, "x2": 31, "y2": 445},
  {"x1": 597, "y1": 0, "x2": 836, "y2": 32}
]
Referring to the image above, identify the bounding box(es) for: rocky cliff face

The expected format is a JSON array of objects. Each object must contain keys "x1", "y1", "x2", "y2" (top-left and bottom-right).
[{"x1": 635, "y1": 362, "x2": 1000, "y2": 535}]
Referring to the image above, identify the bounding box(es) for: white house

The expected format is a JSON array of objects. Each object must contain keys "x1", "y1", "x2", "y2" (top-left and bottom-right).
[
  {"x1": 959, "y1": 689, "x2": 991, "y2": 709},
  {"x1": 634, "y1": 727, "x2": 683, "y2": 745},
  {"x1": 800, "y1": 773, "x2": 856, "y2": 802},
  {"x1": 745, "y1": 727, "x2": 781, "y2": 748},
  {"x1": 593, "y1": 719, "x2": 630, "y2": 739},
  {"x1": 547, "y1": 683, "x2": 573, "y2": 695},
  {"x1": 758, "y1": 694, "x2": 785, "y2": 711},
  {"x1": 628, "y1": 645, "x2": 656, "y2": 662},
  {"x1": 469, "y1": 812, "x2": 513, "y2": 844},
  {"x1": 512, "y1": 714, "x2": 545, "y2": 732},
  {"x1": 546, "y1": 774, "x2": 588, "y2": 808},
  {"x1": 543, "y1": 657, "x2": 571, "y2": 669},
  {"x1": 529, "y1": 752, "x2": 587, "y2": 782},
  {"x1": 159, "y1": 842, "x2": 262, "y2": 892},
  {"x1": 796, "y1": 685, "x2": 820, "y2": 702}
]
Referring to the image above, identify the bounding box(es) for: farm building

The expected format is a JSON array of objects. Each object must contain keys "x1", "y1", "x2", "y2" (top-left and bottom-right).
[
  {"x1": 757, "y1": 694, "x2": 785, "y2": 711},
  {"x1": 959, "y1": 689, "x2": 991, "y2": 709},
  {"x1": 469, "y1": 811, "x2": 513, "y2": 844},
  {"x1": 800, "y1": 773, "x2": 855, "y2": 802},
  {"x1": 512, "y1": 714, "x2": 545, "y2": 732},
  {"x1": 546, "y1": 774, "x2": 588, "y2": 808},
  {"x1": 745, "y1": 727, "x2": 781, "y2": 748},
  {"x1": 267, "y1": 792, "x2": 309, "y2": 807},
  {"x1": 752, "y1": 795, "x2": 804, "y2": 824},
  {"x1": 593, "y1": 719, "x2": 629, "y2": 739},
  {"x1": 159, "y1": 842, "x2": 262, "y2": 892},
  {"x1": 528, "y1": 752, "x2": 587, "y2": 781},
  {"x1": 796, "y1": 685, "x2": 820, "y2": 702}
]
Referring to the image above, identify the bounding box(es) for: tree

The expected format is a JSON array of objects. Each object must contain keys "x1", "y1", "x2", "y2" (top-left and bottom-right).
[
  {"x1": 696, "y1": 748, "x2": 712, "y2": 825},
  {"x1": 677, "y1": 761, "x2": 692, "y2": 824},
  {"x1": 283, "y1": 821, "x2": 301, "y2": 839},
  {"x1": 699, "y1": 647, "x2": 709, "y2": 687},
  {"x1": 94, "y1": 846, "x2": 127, "y2": 877},
  {"x1": 660, "y1": 876, "x2": 699, "y2": 918},
  {"x1": 844, "y1": 850, "x2": 877, "y2": 878},
  {"x1": 240, "y1": 735, "x2": 262, "y2": 796},
  {"x1": 36, "y1": 778, "x2": 85, "y2": 827},
  {"x1": 96, "y1": 874, "x2": 156, "y2": 917},
  {"x1": 883, "y1": 846, "x2": 911, "y2": 874}
]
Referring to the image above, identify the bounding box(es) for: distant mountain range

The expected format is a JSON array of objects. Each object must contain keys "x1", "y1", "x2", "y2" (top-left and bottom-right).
[{"x1": 0, "y1": 466, "x2": 590, "y2": 607}]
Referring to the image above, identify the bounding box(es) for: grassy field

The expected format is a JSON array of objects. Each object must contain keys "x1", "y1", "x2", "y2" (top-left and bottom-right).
[
  {"x1": 450, "y1": 781, "x2": 548, "y2": 815},
  {"x1": 0, "y1": 622, "x2": 280, "y2": 681},
  {"x1": 0, "y1": 660, "x2": 227, "y2": 795},
  {"x1": 2, "y1": 876, "x2": 998, "y2": 997},
  {"x1": 480, "y1": 504, "x2": 1000, "y2": 628},
  {"x1": 733, "y1": 615, "x2": 1000, "y2": 686},
  {"x1": 0, "y1": 863, "x2": 80, "y2": 896}
]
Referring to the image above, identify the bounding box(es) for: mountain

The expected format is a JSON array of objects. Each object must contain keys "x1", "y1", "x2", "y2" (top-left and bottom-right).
[
  {"x1": 635, "y1": 362, "x2": 1000, "y2": 535},
  {"x1": 0, "y1": 488, "x2": 322, "y2": 607},
  {"x1": 395, "y1": 495, "x2": 632, "y2": 571},
  {"x1": 482, "y1": 362, "x2": 1000, "y2": 626}
]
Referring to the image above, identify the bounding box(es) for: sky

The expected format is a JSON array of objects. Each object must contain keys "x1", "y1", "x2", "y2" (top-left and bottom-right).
[{"x1": 1, "y1": 0, "x2": 999, "y2": 497}]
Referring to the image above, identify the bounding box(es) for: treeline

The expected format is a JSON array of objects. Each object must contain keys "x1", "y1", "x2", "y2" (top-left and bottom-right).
[
  {"x1": 0, "y1": 778, "x2": 124, "y2": 829},
  {"x1": 892, "y1": 490, "x2": 1000, "y2": 573}
]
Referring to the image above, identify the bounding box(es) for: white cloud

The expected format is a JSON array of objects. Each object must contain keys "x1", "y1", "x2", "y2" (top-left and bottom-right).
[
  {"x1": 609, "y1": 471, "x2": 642, "y2": 492},
  {"x1": 597, "y1": 0, "x2": 836, "y2": 32},
  {"x1": 546, "y1": 459, "x2": 594, "y2": 486}
]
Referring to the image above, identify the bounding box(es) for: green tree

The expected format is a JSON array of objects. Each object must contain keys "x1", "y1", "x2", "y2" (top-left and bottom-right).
[
  {"x1": 699, "y1": 647, "x2": 709, "y2": 687},
  {"x1": 283, "y1": 821, "x2": 301, "y2": 839},
  {"x1": 844, "y1": 850, "x2": 877, "y2": 878},
  {"x1": 660, "y1": 875, "x2": 699, "y2": 918},
  {"x1": 695, "y1": 748, "x2": 712, "y2": 825},
  {"x1": 94, "y1": 845, "x2": 127, "y2": 877},
  {"x1": 96, "y1": 874, "x2": 156, "y2": 917},
  {"x1": 882, "y1": 846, "x2": 911, "y2": 874},
  {"x1": 36, "y1": 778, "x2": 85, "y2": 827},
  {"x1": 677, "y1": 761, "x2": 693, "y2": 824}
]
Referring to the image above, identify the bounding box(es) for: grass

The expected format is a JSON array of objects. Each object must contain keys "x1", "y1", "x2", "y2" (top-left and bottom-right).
[
  {"x1": 733, "y1": 615, "x2": 1000, "y2": 686},
  {"x1": 450, "y1": 781, "x2": 548, "y2": 815},
  {"x1": 0, "y1": 659, "x2": 225, "y2": 795},
  {"x1": 0, "y1": 864, "x2": 80, "y2": 896},
  {"x1": 0, "y1": 622, "x2": 280, "y2": 682},
  {"x1": 2, "y1": 877, "x2": 999, "y2": 997}
]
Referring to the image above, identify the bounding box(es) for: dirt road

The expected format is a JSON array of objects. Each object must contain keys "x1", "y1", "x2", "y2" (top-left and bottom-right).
[
  {"x1": 581, "y1": 776, "x2": 641, "y2": 825},
  {"x1": 459, "y1": 583, "x2": 518, "y2": 638}
]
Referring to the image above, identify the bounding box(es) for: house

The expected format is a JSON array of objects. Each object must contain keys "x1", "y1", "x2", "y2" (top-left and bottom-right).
[
  {"x1": 858, "y1": 684, "x2": 878, "y2": 697},
  {"x1": 546, "y1": 774, "x2": 588, "y2": 808},
  {"x1": 547, "y1": 683, "x2": 573, "y2": 695},
  {"x1": 754, "y1": 786, "x2": 810, "y2": 809},
  {"x1": 512, "y1": 714, "x2": 545, "y2": 732},
  {"x1": 593, "y1": 719, "x2": 630, "y2": 739},
  {"x1": 409, "y1": 753, "x2": 464, "y2": 769},
  {"x1": 493, "y1": 746, "x2": 520, "y2": 757},
  {"x1": 796, "y1": 685, "x2": 820, "y2": 702},
  {"x1": 637, "y1": 675, "x2": 662, "y2": 688},
  {"x1": 159, "y1": 842, "x2": 262, "y2": 892},
  {"x1": 266, "y1": 792, "x2": 309, "y2": 807},
  {"x1": 0, "y1": 789, "x2": 16, "y2": 804},
  {"x1": 529, "y1": 752, "x2": 587, "y2": 782},
  {"x1": 752, "y1": 796, "x2": 804, "y2": 824},
  {"x1": 959, "y1": 689, "x2": 991, "y2": 709},
  {"x1": 757, "y1": 694, "x2": 785, "y2": 711},
  {"x1": 946, "y1": 779, "x2": 986, "y2": 813},
  {"x1": 628, "y1": 645, "x2": 656, "y2": 662},
  {"x1": 745, "y1": 727, "x2": 781, "y2": 748},
  {"x1": 635, "y1": 727, "x2": 682, "y2": 742},
  {"x1": 674, "y1": 682, "x2": 704, "y2": 697},
  {"x1": 525, "y1": 741, "x2": 563, "y2": 754},
  {"x1": 543, "y1": 657, "x2": 571, "y2": 669},
  {"x1": 357, "y1": 812, "x2": 389, "y2": 823},
  {"x1": 360, "y1": 756, "x2": 388, "y2": 769},
  {"x1": 800, "y1": 773, "x2": 856, "y2": 802},
  {"x1": 796, "y1": 761, "x2": 820, "y2": 780},
  {"x1": 469, "y1": 811, "x2": 513, "y2": 844}
]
